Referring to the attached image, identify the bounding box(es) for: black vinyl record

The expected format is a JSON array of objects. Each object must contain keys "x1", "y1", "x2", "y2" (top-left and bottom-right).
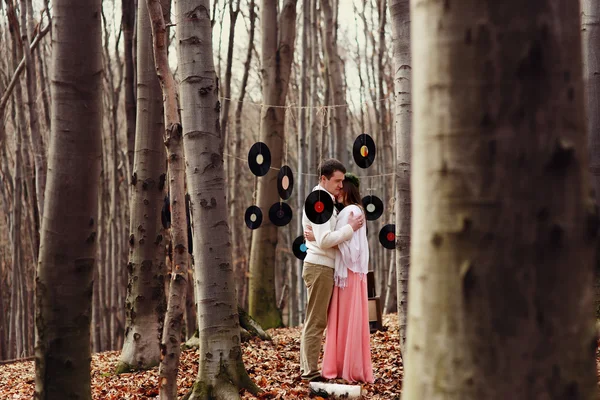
[
  {"x1": 362, "y1": 195, "x2": 384, "y2": 221},
  {"x1": 248, "y1": 142, "x2": 271, "y2": 176},
  {"x1": 268, "y1": 202, "x2": 293, "y2": 227},
  {"x1": 293, "y1": 235, "x2": 308, "y2": 260},
  {"x1": 379, "y1": 224, "x2": 396, "y2": 249},
  {"x1": 353, "y1": 134, "x2": 376, "y2": 168},
  {"x1": 277, "y1": 165, "x2": 294, "y2": 200},
  {"x1": 244, "y1": 206, "x2": 263, "y2": 230},
  {"x1": 304, "y1": 190, "x2": 334, "y2": 224}
]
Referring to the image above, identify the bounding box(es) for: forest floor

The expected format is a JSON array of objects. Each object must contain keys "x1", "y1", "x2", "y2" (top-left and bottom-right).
[{"x1": 0, "y1": 314, "x2": 402, "y2": 399}]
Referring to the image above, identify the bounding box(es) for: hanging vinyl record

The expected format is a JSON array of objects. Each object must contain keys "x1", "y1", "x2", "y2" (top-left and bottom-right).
[
  {"x1": 362, "y1": 195, "x2": 384, "y2": 221},
  {"x1": 293, "y1": 235, "x2": 308, "y2": 260},
  {"x1": 353, "y1": 134, "x2": 376, "y2": 168},
  {"x1": 304, "y1": 190, "x2": 334, "y2": 224},
  {"x1": 379, "y1": 224, "x2": 396, "y2": 250},
  {"x1": 268, "y1": 202, "x2": 293, "y2": 227},
  {"x1": 277, "y1": 165, "x2": 294, "y2": 200},
  {"x1": 248, "y1": 142, "x2": 271, "y2": 176},
  {"x1": 244, "y1": 206, "x2": 263, "y2": 230}
]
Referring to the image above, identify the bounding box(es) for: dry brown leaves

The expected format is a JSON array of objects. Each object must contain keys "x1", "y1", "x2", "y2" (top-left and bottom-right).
[{"x1": 1, "y1": 315, "x2": 403, "y2": 399}]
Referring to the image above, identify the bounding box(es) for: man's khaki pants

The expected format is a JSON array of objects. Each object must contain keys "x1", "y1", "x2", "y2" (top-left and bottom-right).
[{"x1": 300, "y1": 262, "x2": 334, "y2": 379}]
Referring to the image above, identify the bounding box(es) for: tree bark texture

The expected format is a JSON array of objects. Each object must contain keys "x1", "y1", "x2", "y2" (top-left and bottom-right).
[
  {"x1": 248, "y1": 0, "x2": 297, "y2": 330},
  {"x1": 145, "y1": 0, "x2": 189, "y2": 398},
  {"x1": 34, "y1": 0, "x2": 103, "y2": 397},
  {"x1": 581, "y1": 0, "x2": 600, "y2": 319},
  {"x1": 176, "y1": 1, "x2": 259, "y2": 398},
  {"x1": 404, "y1": 1, "x2": 598, "y2": 399},
  {"x1": 117, "y1": 0, "x2": 168, "y2": 374},
  {"x1": 389, "y1": 0, "x2": 411, "y2": 356},
  {"x1": 123, "y1": 0, "x2": 137, "y2": 176}
]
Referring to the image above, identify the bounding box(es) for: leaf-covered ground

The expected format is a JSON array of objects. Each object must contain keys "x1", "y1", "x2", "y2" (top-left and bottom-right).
[{"x1": 0, "y1": 314, "x2": 401, "y2": 399}]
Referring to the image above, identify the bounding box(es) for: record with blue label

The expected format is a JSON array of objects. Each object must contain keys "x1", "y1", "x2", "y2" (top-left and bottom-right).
[{"x1": 293, "y1": 235, "x2": 308, "y2": 260}]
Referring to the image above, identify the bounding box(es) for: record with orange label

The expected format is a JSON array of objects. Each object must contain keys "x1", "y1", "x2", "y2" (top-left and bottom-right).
[
  {"x1": 248, "y1": 142, "x2": 271, "y2": 176},
  {"x1": 277, "y1": 165, "x2": 294, "y2": 200},
  {"x1": 244, "y1": 206, "x2": 263, "y2": 230},
  {"x1": 268, "y1": 202, "x2": 293, "y2": 227},
  {"x1": 304, "y1": 190, "x2": 334, "y2": 224},
  {"x1": 353, "y1": 134, "x2": 376, "y2": 168},
  {"x1": 293, "y1": 235, "x2": 308, "y2": 260},
  {"x1": 362, "y1": 195, "x2": 384, "y2": 221},
  {"x1": 379, "y1": 224, "x2": 396, "y2": 249}
]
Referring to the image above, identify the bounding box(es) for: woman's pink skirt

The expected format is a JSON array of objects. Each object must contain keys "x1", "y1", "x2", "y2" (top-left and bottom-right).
[{"x1": 321, "y1": 270, "x2": 374, "y2": 383}]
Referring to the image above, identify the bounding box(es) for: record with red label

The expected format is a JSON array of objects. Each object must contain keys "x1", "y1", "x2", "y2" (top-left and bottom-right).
[
  {"x1": 379, "y1": 224, "x2": 396, "y2": 249},
  {"x1": 304, "y1": 190, "x2": 334, "y2": 224},
  {"x1": 268, "y1": 202, "x2": 293, "y2": 227},
  {"x1": 244, "y1": 206, "x2": 263, "y2": 230},
  {"x1": 293, "y1": 235, "x2": 308, "y2": 260},
  {"x1": 277, "y1": 165, "x2": 294, "y2": 200},
  {"x1": 353, "y1": 134, "x2": 376, "y2": 168},
  {"x1": 362, "y1": 195, "x2": 384, "y2": 221},
  {"x1": 248, "y1": 142, "x2": 271, "y2": 176}
]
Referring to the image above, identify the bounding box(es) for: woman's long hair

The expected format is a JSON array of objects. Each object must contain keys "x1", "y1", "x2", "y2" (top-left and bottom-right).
[{"x1": 342, "y1": 175, "x2": 363, "y2": 210}]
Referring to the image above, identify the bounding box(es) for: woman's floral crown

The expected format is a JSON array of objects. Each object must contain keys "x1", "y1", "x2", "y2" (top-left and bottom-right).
[{"x1": 344, "y1": 172, "x2": 360, "y2": 188}]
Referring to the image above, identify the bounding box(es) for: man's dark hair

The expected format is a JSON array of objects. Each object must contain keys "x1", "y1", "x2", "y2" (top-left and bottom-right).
[{"x1": 318, "y1": 158, "x2": 346, "y2": 179}]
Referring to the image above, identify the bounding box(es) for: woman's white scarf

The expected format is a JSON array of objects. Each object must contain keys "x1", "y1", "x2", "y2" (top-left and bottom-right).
[{"x1": 334, "y1": 204, "x2": 369, "y2": 288}]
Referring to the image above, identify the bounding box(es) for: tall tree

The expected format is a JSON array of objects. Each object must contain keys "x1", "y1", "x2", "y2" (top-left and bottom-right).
[
  {"x1": 123, "y1": 0, "x2": 137, "y2": 175},
  {"x1": 320, "y1": 0, "x2": 348, "y2": 165},
  {"x1": 247, "y1": 0, "x2": 298, "y2": 329},
  {"x1": 403, "y1": 0, "x2": 598, "y2": 399},
  {"x1": 116, "y1": 0, "x2": 167, "y2": 374},
  {"x1": 34, "y1": 0, "x2": 103, "y2": 397},
  {"x1": 389, "y1": 0, "x2": 410, "y2": 356},
  {"x1": 177, "y1": 1, "x2": 259, "y2": 398},
  {"x1": 145, "y1": 0, "x2": 189, "y2": 397},
  {"x1": 582, "y1": 0, "x2": 600, "y2": 318}
]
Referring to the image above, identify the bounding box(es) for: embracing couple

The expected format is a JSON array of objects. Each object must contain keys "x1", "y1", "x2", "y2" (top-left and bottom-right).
[{"x1": 299, "y1": 158, "x2": 374, "y2": 383}]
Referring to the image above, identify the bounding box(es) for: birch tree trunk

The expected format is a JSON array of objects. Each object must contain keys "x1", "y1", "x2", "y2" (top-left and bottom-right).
[
  {"x1": 34, "y1": 0, "x2": 103, "y2": 397},
  {"x1": 404, "y1": 0, "x2": 598, "y2": 399},
  {"x1": 581, "y1": 0, "x2": 600, "y2": 319},
  {"x1": 320, "y1": 0, "x2": 348, "y2": 165},
  {"x1": 116, "y1": 0, "x2": 167, "y2": 373},
  {"x1": 389, "y1": 0, "x2": 410, "y2": 356},
  {"x1": 248, "y1": 0, "x2": 297, "y2": 329},
  {"x1": 145, "y1": 0, "x2": 189, "y2": 398},
  {"x1": 176, "y1": 1, "x2": 259, "y2": 398}
]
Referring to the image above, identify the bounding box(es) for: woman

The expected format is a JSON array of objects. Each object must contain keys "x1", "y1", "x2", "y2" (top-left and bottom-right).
[{"x1": 306, "y1": 173, "x2": 374, "y2": 383}]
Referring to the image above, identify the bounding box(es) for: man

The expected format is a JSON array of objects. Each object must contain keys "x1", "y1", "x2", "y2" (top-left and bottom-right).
[{"x1": 300, "y1": 159, "x2": 365, "y2": 381}]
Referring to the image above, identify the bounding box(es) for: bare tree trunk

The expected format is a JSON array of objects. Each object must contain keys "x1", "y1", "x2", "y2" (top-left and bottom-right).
[
  {"x1": 320, "y1": 0, "x2": 348, "y2": 165},
  {"x1": 145, "y1": 0, "x2": 189, "y2": 398},
  {"x1": 34, "y1": 0, "x2": 102, "y2": 396},
  {"x1": 404, "y1": 0, "x2": 597, "y2": 398},
  {"x1": 582, "y1": 0, "x2": 600, "y2": 319},
  {"x1": 116, "y1": 0, "x2": 168, "y2": 373},
  {"x1": 220, "y1": 0, "x2": 240, "y2": 152},
  {"x1": 123, "y1": 0, "x2": 137, "y2": 175},
  {"x1": 248, "y1": 0, "x2": 298, "y2": 329},
  {"x1": 232, "y1": 0, "x2": 256, "y2": 310},
  {"x1": 389, "y1": 0, "x2": 410, "y2": 355},
  {"x1": 175, "y1": 1, "x2": 259, "y2": 399}
]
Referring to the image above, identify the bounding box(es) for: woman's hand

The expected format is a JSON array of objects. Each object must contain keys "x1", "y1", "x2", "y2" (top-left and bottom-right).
[{"x1": 304, "y1": 226, "x2": 315, "y2": 242}]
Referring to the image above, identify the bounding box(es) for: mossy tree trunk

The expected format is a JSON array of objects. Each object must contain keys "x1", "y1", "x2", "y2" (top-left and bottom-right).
[
  {"x1": 116, "y1": 0, "x2": 168, "y2": 374},
  {"x1": 404, "y1": 0, "x2": 598, "y2": 399},
  {"x1": 177, "y1": 1, "x2": 260, "y2": 398},
  {"x1": 34, "y1": 0, "x2": 103, "y2": 397},
  {"x1": 247, "y1": 0, "x2": 298, "y2": 330}
]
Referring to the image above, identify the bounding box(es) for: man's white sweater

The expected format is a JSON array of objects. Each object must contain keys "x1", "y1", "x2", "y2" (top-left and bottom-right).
[{"x1": 302, "y1": 185, "x2": 354, "y2": 268}]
